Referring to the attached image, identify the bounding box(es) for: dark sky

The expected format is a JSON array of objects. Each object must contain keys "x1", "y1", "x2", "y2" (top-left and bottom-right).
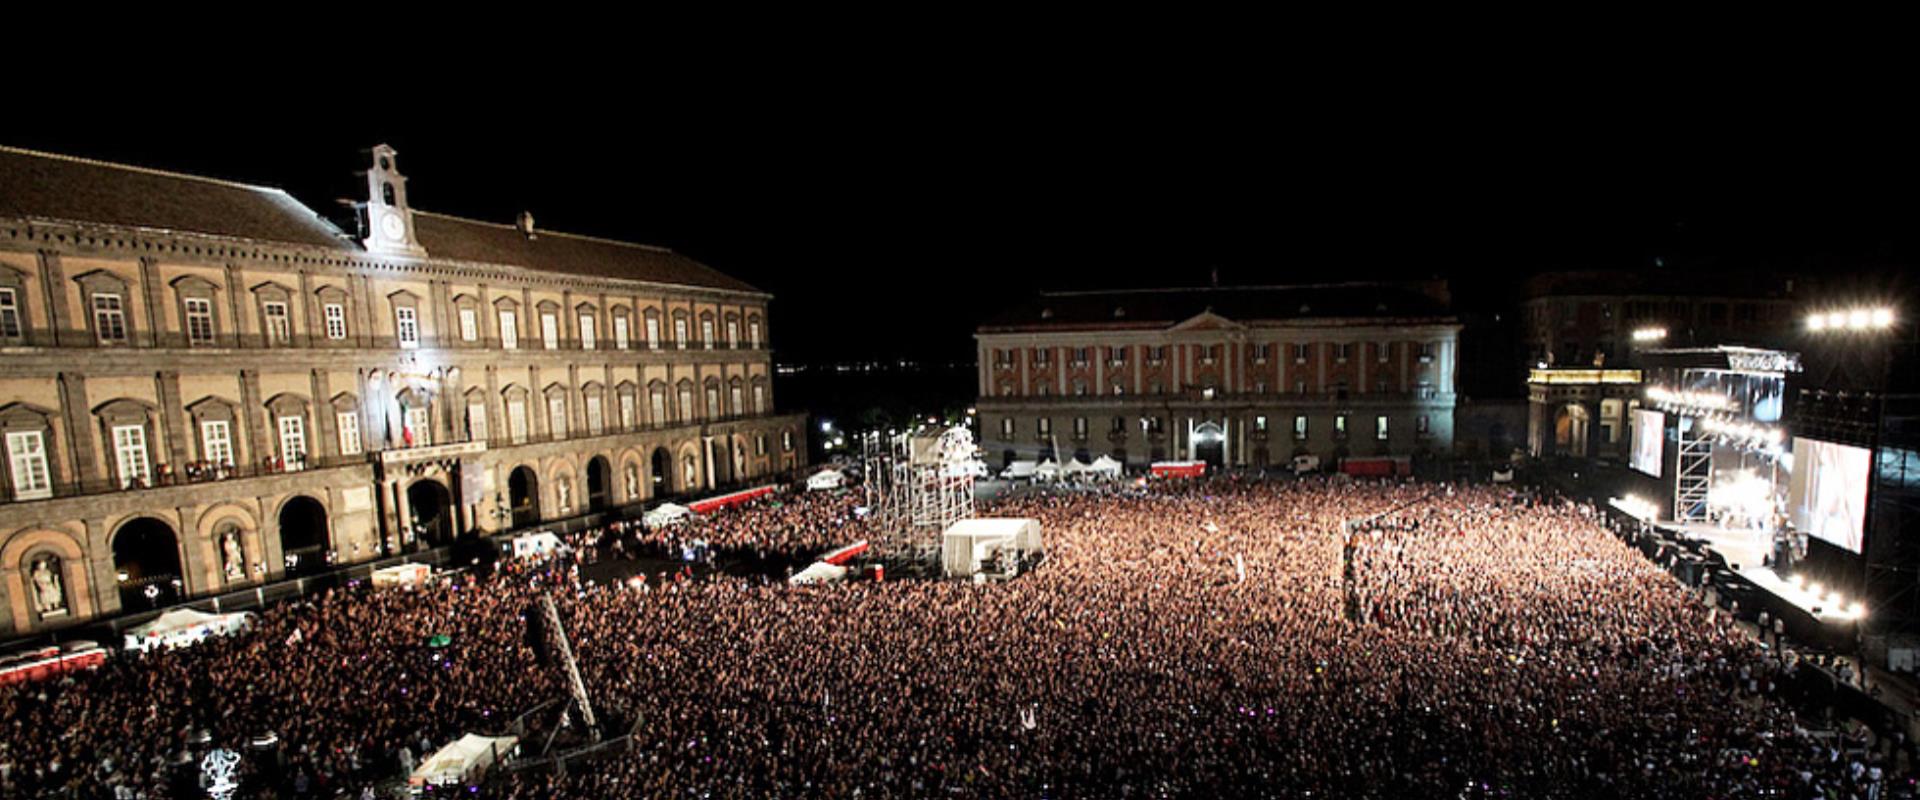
[{"x1": 11, "y1": 49, "x2": 1917, "y2": 364}]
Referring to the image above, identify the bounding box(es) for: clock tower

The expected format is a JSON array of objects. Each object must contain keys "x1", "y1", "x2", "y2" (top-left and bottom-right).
[{"x1": 357, "y1": 144, "x2": 427, "y2": 258}]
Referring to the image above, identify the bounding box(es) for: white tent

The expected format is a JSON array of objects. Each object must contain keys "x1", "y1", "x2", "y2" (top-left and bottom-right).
[
  {"x1": 1061, "y1": 458, "x2": 1092, "y2": 477},
  {"x1": 644, "y1": 502, "x2": 692, "y2": 528},
  {"x1": 509, "y1": 531, "x2": 567, "y2": 560},
  {"x1": 806, "y1": 469, "x2": 845, "y2": 491},
  {"x1": 942, "y1": 518, "x2": 1044, "y2": 578},
  {"x1": 787, "y1": 561, "x2": 850, "y2": 585},
  {"x1": 123, "y1": 608, "x2": 252, "y2": 652},
  {"x1": 1000, "y1": 460, "x2": 1039, "y2": 480},
  {"x1": 370, "y1": 563, "x2": 432, "y2": 590},
  {"x1": 1088, "y1": 455, "x2": 1124, "y2": 479},
  {"x1": 1033, "y1": 460, "x2": 1062, "y2": 482},
  {"x1": 409, "y1": 734, "x2": 519, "y2": 788}
]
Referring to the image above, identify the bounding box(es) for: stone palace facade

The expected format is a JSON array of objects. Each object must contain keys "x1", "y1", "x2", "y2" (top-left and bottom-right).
[
  {"x1": 0, "y1": 144, "x2": 806, "y2": 635},
  {"x1": 974, "y1": 283, "x2": 1461, "y2": 471}
]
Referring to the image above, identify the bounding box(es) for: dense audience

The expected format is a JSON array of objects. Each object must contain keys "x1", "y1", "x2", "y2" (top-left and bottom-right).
[{"x1": 0, "y1": 477, "x2": 1908, "y2": 798}]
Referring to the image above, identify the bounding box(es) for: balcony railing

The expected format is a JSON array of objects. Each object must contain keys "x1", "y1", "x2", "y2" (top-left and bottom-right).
[
  {"x1": 0, "y1": 329, "x2": 770, "y2": 356},
  {"x1": 0, "y1": 411, "x2": 798, "y2": 505}
]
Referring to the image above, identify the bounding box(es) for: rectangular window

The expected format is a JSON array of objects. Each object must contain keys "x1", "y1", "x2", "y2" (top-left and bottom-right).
[
  {"x1": 459, "y1": 308, "x2": 478, "y2": 342},
  {"x1": 183, "y1": 298, "x2": 215, "y2": 345},
  {"x1": 729, "y1": 385, "x2": 744, "y2": 416},
  {"x1": 263, "y1": 301, "x2": 290, "y2": 345},
  {"x1": 748, "y1": 321, "x2": 761, "y2": 349},
  {"x1": 1038, "y1": 418, "x2": 1052, "y2": 436},
  {"x1": 579, "y1": 315, "x2": 596, "y2": 350},
  {"x1": 1335, "y1": 343, "x2": 1351, "y2": 363},
  {"x1": 541, "y1": 313, "x2": 559, "y2": 350},
  {"x1": 113, "y1": 424, "x2": 149, "y2": 488},
  {"x1": 614, "y1": 316, "x2": 630, "y2": 350},
  {"x1": 619, "y1": 394, "x2": 636, "y2": 430},
  {"x1": 705, "y1": 386, "x2": 720, "y2": 419},
  {"x1": 1335, "y1": 415, "x2": 1349, "y2": 438},
  {"x1": 1419, "y1": 342, "x2": 1435, "y2": 363},
  {"x1": 1073, "y1": 417, "x2": 1087, "y2": 437},
  {"x1": 278, "y1": 416, "x2": 306, "y2": 469},
  {"x1": 752, "y1": 385, "x2": 766, "y2": 414},
  {"x1": 395, "y1": 307, "x2": 419, "y2": 348},
  {"x1": 337, "y1": 412, "x2": 362, "y2": 455},
  {"x1": 674, "y1": 318, "x2": 688, "y2": 349},
  {"x1": 756, "y1": 435, "x2": 767, "y2": 456},
  {"x1": 1001, "y1": 418, "x2": 1014, "y2": 437},
  {"x1": 647, "y1": 317, "x2": 661, "y2": 349},
  {"x1": 677, "y1": 386, "x2": 694, "y2": 422},
  {"x1": 94, "y1": 294, "x2": 127, "y2": 343},
  {"x1": 1034, "y1": 348, "x2": 1051, "y2": 366},
  {"x1": 585, "y1": 394, "x2": 604, "y2": 435},
  {"x1": 547, "y1": 396, "x2": 568, "y2": 439},
  {"x1": 1293, "y1": 415, "x2": 1308, "y2": 439},
  {"x1": 701, "y1": 319, "x2": 715, "y2": 349},
  {"x1": 507, "y1": 399, "x2": 528, "y2": 444},
  {"x1": 726, "y1": 320, "x2": 739, "y2": 347},
  {"x1": 499, "y1": 310, "x2": 519, "y2": 349},
  {"x1": 1110, "y1": 346, "x2": 1127, "y2": 365},
  {"x1": 1417, "y1": 415, "x2": 1431, "y2": 435},
  {"x1": 650, "y1": 390, "x2": 666, "y2": 426},
  {"x1": 1252, "y1": 343, "x2": 1269, "y2": 363},
  {"x1": 200, "y1": 420, "x2": 233, "y2": 466},
  {"x1": 324, "y1": 303, "x2": 348, "y2": 340},
  {"x1": 1376, "y1": 415, "x2": 1390, "y2": 441},
  {"x1": 1377, "y1": 342, "x2": 1390, "y2": 363},
  {"x1": 0, "y1": 288, "x2": 20, "y2": 338},
  {"x1": 783, "y1": 431, "x2": 794, "y2": 452},
  {"x1": 1295, "y1": 380, "x2": 1307, "y2": 395},
  {"x1": 1255, "y1": 415, "x2": 1268, "y2": 432},
  {"x1": 405, "y1": 406, "x2": 431, "y2": 447},
  {"x1": 1416, "y1": 381, "x2": 1435, "y2": 399},
  {"x1": 467, "y1": 402, "x2": 487, "y2": 442},
  {"x1": 1293, "y1": 343, "x2": 1309, "y2": 363},
  {"x1": 6, "y1": 431, "x2": 51, "y2": 500}
]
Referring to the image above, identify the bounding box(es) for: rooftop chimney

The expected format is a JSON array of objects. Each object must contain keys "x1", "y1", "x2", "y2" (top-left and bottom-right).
[{"x1": 516, "y1": 211, "x2": 536, "y2": 238}]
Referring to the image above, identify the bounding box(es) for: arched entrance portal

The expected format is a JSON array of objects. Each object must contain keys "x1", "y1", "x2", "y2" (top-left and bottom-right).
[
  {"x1": 407, "y1": 480, "x2": 455, "y2": 547},
  {"x1": 587, "y1": 456, "x2": 611, "y2": 513},
  {"x1": 651, "y1": 448, "x2": 672, "y2": 496},
  {"x1": 1192, "y1": 421, "x2": 1225, "y2": 470},
  {"x1": 278, "y1": 495, "x2": 329, "y2": 577},
  {"x1": 114, "y1": 517, "x2": 183, "y2": 611},
  {"x1": 509, "y1": 466, "x2": 540, "y2": 528}
]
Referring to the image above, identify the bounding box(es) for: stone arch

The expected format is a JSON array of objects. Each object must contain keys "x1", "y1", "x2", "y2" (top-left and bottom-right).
[
  {"x1": 677, "y1": 440, "x2": 703, "y2": 492},
  {"x1": 586, "y1": 454, "x2": 613, "y2": 512},
  {"x1": 110, "y1": 515, "x2": 186, "y2": 611},
  {"x1": 650, "y1": 446, "x2": 674, "y2": 496},
  {"x1": 194, "y1": 501, "x2": 261, "y2": 587},
  {"x1": 544, "y1": 455, "x2": 579, "y2": 516},
  {"x1": 618, "y1": 448, "x2": 645, "y2": 504},
  {"x1": 3, "y1": 528, "x2": 91, "y2": 627},
  {"x1": 276, "y1": 494, "x2": 330, "y2": 576},
  {"x1": 404, "y1": 477, "x2": 455, "y2": 547},
  {"x1": 508, "y1": 464, "x2": 541, "y2": 528}
]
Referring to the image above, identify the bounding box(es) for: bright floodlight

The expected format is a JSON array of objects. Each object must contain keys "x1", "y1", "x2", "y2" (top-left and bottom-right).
[
  {"x1": 1873, "y1": 308, "x2": 1895, "y2": 327},
  {"x1": 1792, "y1": 574, "x2": 1805, "y2": 589},
  {"x1": 1849, "y1": 309, "x2": 1871, "y2": 329},
  {"x1": 1808, "y1": 314, "x2": 1827, "y2": 332},
  {"x1": 1851, "y1": 601, "x2": 1867, "y2": 617},
  {"x1": 1807, "y1": 582, "x2": 1823, "y2": 597},
  {"x1": 1829, "y1": 311, "x2": 1848, "y2": 329}
]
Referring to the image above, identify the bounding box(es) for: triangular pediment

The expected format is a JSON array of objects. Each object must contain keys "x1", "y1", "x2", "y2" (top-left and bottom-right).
[{"x1": 1167, "y1": 310, "x2": 1245, "y2": 332}]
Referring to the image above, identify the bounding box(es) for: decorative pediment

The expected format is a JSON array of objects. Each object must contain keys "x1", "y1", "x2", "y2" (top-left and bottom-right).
[
  {"x1": 71, "y1": 268, "x2": 130, "y2": 293},
  {"x1": 185, "y1": 395, "x2": 239, "y2": 420},
  {"x1": 169, "y1": 274, "x2": 221, "y2": 294},
  {"x1": 249, "y1": 280, "x2": 294, "y2": 299},
  {"x1": 1167, "y1": 310, "x2": 1246, "y2": 332}
]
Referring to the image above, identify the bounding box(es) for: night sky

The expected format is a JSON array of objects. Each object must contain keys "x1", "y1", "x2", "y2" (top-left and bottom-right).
[{"x1": 11, "y1": 56, "x2": 1917, "y2": 369}]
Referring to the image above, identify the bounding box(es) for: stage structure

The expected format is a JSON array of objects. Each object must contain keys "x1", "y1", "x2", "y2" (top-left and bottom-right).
[
  {"x1": 862, "y1": 426, "x2": 979, "y2": 560},
  {"x1": 1639, "y1": 347, "x2": 1800, "y2": 533}
]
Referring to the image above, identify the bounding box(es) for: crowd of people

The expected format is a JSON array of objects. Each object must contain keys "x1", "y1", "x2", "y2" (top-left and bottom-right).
[{"x1": 0, "y1": 477, "x2": 1910, "y2": 798}]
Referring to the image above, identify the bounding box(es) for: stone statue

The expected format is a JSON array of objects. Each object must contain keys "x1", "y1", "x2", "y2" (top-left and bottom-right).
[
  {"x1": 221, "y1": 531, "x2": 245, "y2": 582},
  {"x1": 30, "y1": 556, "x2": 65, "y2": 616},
  {"x1": 625, "y1": 465, "x2": 640, "y2": 500},
  {"x1": 557, "y1": 479, "x2": 572, "y2": 512}
]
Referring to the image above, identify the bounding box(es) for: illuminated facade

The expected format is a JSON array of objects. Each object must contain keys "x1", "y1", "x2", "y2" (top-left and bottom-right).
[
  {"x1": 0, "y1": 144, "x2": 805, "y2": 634},
  {"x1": 974, "y1": 283, "x2": 1461, "y2": 470}
]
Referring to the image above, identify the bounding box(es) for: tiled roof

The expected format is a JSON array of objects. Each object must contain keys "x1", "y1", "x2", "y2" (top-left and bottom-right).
[
  {"x1": 0, "y1": 145, "x2": 759, "y2": 294},
  {"x1": 0, "y1": 145, "x2": 357, "y2": 250},
  {"x1": 980, "y1": 283, "x2": 1455, "y2": 332},
  {"x1": 411, "y1": 212, "x2": 759, "y2": 293}
]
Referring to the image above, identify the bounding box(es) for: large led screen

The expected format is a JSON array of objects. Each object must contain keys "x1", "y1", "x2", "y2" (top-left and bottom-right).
[
  {"x1": 1631, "y1": 409, "x2": 1664, "y2": 477},
  {"x1": 1789, "y1": 437, "x2": 1871, "y2": 553}
]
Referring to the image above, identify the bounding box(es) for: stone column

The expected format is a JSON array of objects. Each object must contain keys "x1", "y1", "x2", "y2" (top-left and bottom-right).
[
  {"x1": 157, "y1": 371, "x2": 189, "y2": 470},
  {"x1": 57, "y1": 372, "x2": 99, "y2": 487},
  {"x1": 38, "y1": 251, "x2": 72, "y2": 347}
]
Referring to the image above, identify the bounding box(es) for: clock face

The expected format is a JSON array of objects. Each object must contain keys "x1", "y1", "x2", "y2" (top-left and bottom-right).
[{"x1": 380, "y1": 211, "x2": 406, "y2": 241}]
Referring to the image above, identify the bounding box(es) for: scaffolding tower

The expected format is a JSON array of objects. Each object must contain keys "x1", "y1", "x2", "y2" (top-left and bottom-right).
[
  {"x1": 1674, "y1": 415, "x2": 1713, "y2": 523},
  {"x1": 862, "y1": 426, "x2": 977, "y2": 561}
]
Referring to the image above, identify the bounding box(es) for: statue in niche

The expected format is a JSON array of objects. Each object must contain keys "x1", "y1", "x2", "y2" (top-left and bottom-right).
[
  {"x1": 221, "y1": 529, "x2": 245, "y2": 582},
  {"x1": 625, "y1": 465, "x2": 640, "y2": 501},
  {"x1": 30, "y1": 556, "x2": 66, "y2": 617},
  {"x1": 557, "y1": 479, "x2": 572, "y2": 513}
]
